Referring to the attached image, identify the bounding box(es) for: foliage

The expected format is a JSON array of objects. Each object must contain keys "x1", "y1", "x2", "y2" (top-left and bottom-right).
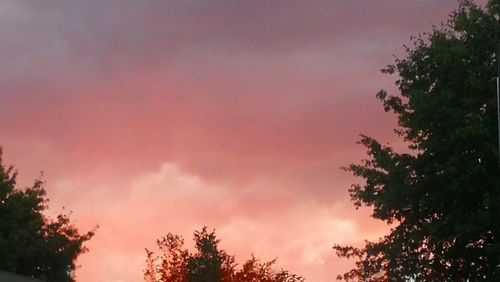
[
  {"x1": 144, "y1": 227, "x2": 304, "y2": 282},
  {"x1": 0, "y1": 148, "x2": 95, "y2": 282},
  {"x1": 334, "y1": 1, "x2": 500, "y2": 281}
]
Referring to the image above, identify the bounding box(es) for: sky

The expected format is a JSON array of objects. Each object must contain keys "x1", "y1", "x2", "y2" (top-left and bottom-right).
[{"x1": 0, "y1": 1, "x2": 466, "y2": 281}]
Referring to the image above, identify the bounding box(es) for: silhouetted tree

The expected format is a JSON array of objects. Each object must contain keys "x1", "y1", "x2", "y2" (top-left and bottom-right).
[
  {"x1": 334, "y1": 1, "x2": 500, "y2": 281},
  {"x1": 232, "y1": 256, "x2": 303, "y2": 282},
  {"x1": 0, "y1": 148, "x2": 95, "y2": 282},
  {"x1": 145, "y1": 227, "x2": 304, "y2": 282}
]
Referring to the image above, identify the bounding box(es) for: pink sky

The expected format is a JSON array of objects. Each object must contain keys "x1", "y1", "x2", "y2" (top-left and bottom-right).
[{"x1": 1, "y1": 1, "x2": 465, "y2": 281}]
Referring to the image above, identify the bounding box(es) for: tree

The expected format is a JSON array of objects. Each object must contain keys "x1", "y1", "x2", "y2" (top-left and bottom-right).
[
  {"x1": 144, "y1": 227, "x2": 304, "y2": 282},
  {"x1": 0, "y1": 148, "x2": 95, "y2": 281},
  {"x1": 334, "y1": 1, "x2": 500, "y2": 281}
]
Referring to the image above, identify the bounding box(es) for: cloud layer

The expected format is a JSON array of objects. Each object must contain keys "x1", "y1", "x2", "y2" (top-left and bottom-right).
[{"x1": 1, "y1": 1, "x2": 462, "y2": 281}]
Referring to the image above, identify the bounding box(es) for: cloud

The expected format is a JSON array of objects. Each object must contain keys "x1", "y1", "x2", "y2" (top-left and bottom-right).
[
  {"x1": 0, "y1": 1, "x2": 464, "y2": 281},
  {"x1": 0, "y1": 0, "x2": 459, "y2": 97},
  {"x1": 46, "y1": 162, "x2": 385, "y2": 281}
]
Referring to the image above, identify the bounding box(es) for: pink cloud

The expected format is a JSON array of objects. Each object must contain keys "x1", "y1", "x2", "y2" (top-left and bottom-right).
[
  {"x1": 47, "y1": 162, "x2": 386, "y2": 281},
  {"x1": 0, "y1": 1, "x2": 466, "y2": 281}
]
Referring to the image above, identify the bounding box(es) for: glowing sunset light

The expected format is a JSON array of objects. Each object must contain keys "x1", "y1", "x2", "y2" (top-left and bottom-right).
[{"x1": 0, "y1": 1, "x2": 467, "y2": 281}]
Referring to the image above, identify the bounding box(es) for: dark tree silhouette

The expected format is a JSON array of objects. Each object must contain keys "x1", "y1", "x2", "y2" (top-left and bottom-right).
[
  {"x1": 0, "y1": 148, "x2": 95, "y2": 282},
  {"x1": 334, "y1": 1, "x2": 500, "y2": 281},
  {"x1": 144, "y1": 227, "x2": 304, "y2": 282}
]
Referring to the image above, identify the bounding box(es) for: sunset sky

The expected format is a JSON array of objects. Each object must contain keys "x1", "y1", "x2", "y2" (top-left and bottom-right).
[{"x1": 0, "y1": 1, "x2": 471, "y2": 281}]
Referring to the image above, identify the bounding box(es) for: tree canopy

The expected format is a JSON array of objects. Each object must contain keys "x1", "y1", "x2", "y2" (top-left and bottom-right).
[
  {"x1": 0, "y1": 149, "x2": 95, "y2": 282},
  {"x1": 334, "y1": 1, "x2": 500, "y2": 281},
  {"x1": 144, "y1": 227, "x2": 304, "y2": 282}
]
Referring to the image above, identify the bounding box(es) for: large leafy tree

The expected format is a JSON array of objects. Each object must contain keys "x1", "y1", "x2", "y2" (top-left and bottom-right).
[
  {"x1": 144, "y1": 227, "x2": 304, "y2": 282},
  {"x1": 0, "y1": 149, "x2": 95, "y2": 281},
  {"x1": 334, "y1": 1, "x2": 500, "y2": 281}
]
